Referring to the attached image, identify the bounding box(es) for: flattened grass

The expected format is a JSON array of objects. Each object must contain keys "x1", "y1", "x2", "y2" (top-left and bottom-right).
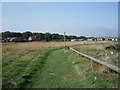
[{"x1": 24, "y1": 49, "x2": 81, "y2": 88}]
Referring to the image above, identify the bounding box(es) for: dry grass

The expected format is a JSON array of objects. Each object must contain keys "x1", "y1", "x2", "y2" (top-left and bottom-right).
[
  {"x1": 2, "y1": 41, "x2": 112, "y2": 52},
  {"x1": 2, "y1": 41, "x2": 113, "y2": 62},
  {"x1": 72, "y1": 41, "x2": 119, "y2": 66}
]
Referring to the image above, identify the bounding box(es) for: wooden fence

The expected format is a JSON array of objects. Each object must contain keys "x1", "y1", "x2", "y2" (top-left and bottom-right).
[{"x1": 70, "y1": 47, "x2": 120, "y2": 73}]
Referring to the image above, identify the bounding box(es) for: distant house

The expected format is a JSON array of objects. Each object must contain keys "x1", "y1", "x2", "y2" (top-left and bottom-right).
[
  {"x1": 96, "y1": 38, "x2": 103, "y2": 41},
  {"x1": 28, "y1": 36, "x2": 36, "y2": 41},
  {"x1": 114, "y1": 38, "x2": 118, "y2": 41},
  {"x1": 7, "y1": 37, "x2": 16, "y2": 42},
  {"x1": 28, "y1": 36, "x2": 40, "y2": 41},
  {"x1": 87, "y1": 39, "x2": 93, "y2": 41},
  {"x1": 107, "y1": 38, "x2": 113, "y2": 41},
  {"x1": 102, "y1": 37, "x2": 118, "y2": 41},
  {"x1": 110, "y1": 38, "x2": 118, "y2": 41},
  {"x1": 78, "y1": 39, "x2": 84, "y2": 41},
  {"x1": 92, "y1": 38, "x2": 97, "y2": 41},
  {"x1": 70, "y1": 37, "x2": 118, "y2": 42},
  {"x1": 28, "y1": 36, "x2": 33, "y2": 41},
  {"x1": 10, "y1": 37, "x2": 16, "y2": 42},
  {"x1": 71, "y1": 39, "x2": 76, "y2": 42}
]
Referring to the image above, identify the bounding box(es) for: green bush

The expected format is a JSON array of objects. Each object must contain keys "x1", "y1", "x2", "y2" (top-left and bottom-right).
[{"x1": 15, "y1": 37, "x2": 24, "y2": 42}]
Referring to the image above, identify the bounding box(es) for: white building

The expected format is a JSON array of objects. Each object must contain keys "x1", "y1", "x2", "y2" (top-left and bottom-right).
[
  {"x1": 71, "y1": 39, "x2": 76, "y2": 42},
  {"x1": 87, "y1": 39, "x2": 93, "y2": 41}
]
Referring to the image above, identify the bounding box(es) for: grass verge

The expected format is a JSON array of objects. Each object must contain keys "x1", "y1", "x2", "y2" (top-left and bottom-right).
[
  {"x1": 69, "y1": 49, "x2": 119, "y2": 88},
  {"x1": 2, "y1": 48, "x2": 58, "y2": 88}
]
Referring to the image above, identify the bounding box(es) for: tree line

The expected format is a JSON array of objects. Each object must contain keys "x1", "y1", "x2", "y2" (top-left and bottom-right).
[{"x1": 1, "y1": 31, "x2": 87, "y2": 42}]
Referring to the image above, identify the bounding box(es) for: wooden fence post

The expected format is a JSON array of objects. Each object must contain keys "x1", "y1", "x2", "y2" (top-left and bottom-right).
[{"x1": 64, "y1": 32, "x2": 66, "y2": 47}]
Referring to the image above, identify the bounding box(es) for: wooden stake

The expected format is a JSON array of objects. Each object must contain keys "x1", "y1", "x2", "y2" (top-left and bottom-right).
[{"x1": 64, "y1": 32, "x2": 66, "y2": 47}]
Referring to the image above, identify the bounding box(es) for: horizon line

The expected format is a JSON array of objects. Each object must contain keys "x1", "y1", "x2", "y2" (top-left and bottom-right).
[{"x1": 1, "y1": 30, "x2": 118, "y2": 38}]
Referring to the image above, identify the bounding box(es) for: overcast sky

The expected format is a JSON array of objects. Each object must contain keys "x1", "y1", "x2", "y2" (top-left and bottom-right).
[{"x1": 2, "y1": 2, "x2": 118, "y2": 37}]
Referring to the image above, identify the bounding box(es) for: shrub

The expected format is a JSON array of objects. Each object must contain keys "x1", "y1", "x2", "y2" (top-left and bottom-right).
[{"x1": 15, "y1": 37, "x2": 24, "y2": 42}]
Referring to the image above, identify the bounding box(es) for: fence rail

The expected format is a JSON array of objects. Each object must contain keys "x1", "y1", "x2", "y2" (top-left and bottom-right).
[{"x1": 70, "y1": 47, "x2": 120, "y2": 73}]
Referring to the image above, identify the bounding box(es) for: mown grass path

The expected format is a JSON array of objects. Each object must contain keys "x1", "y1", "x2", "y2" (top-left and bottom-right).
[
  {"x1": 24, "y1": 49, "x2": 83, "y2": 88},
  {"x1": 24, "y1": 48, "x2": 118, "y2": 88}
]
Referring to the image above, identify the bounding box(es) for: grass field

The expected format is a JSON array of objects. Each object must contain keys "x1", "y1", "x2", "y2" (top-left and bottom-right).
[{"x1": 2, "y1": 41, "x2": 119, "y2": 88}]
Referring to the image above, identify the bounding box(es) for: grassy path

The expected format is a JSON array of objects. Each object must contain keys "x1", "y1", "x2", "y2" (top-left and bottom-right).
[
  {"x1": 24, "y1": 49, "x2": 82, "y2": 88},
  {"x1": 23, "y1": 48, "x2": 118, "y2": 88}
]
